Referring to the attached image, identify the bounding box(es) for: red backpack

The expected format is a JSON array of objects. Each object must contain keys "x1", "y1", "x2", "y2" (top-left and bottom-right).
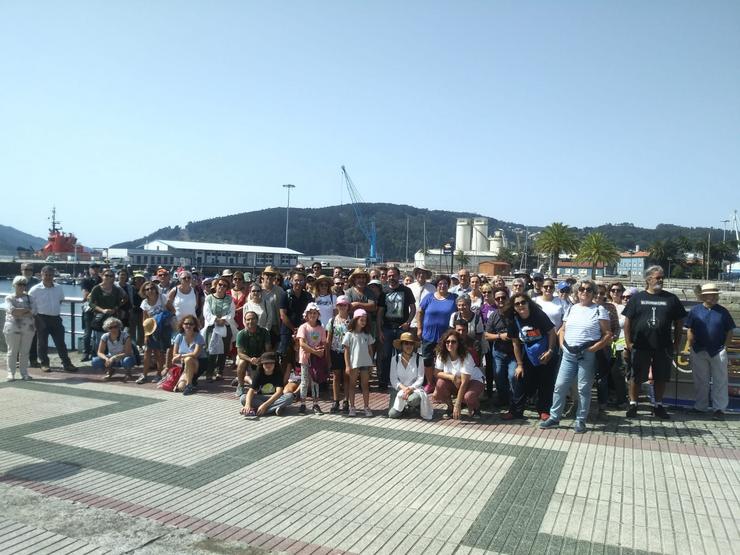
[{"x1": 158, "y1": 366, "x2": 183, "y2": 392}]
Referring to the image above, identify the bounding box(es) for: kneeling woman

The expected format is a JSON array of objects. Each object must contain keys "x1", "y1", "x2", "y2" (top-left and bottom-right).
[
  {"x1": 172, "y1": 315, "x2": 208, "y2": 396},
  {"x1": 433, "y1": 329, "x2": 486, "y2": 419},
  {"x1": 92, "y1": 317, "x2": 135, "y2": 380},
  {"x1": 240, "y1": 352, "x2": 294, "y2": 417},
  {"x1": 540, "y1": 279, "x2": 612, "y2": 433},
  {"x1": 388, "y1": 332, "x2": 431, "y2": 420}
]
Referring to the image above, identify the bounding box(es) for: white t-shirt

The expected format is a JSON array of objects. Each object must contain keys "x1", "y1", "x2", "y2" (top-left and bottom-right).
[
  {"x1": 563, "y1": 304, "x2": 609, "y2": 345},
  {"x1": 434, "y1": 354, "x2": 484, "y2": 383},
  {"x1": 535, "y1": 296, "x2": 566, "y2": 330},
  {"x1": 314, "y1": 294, "x2": 336, "y2": 327},
  {"x1": 342, "y1": 331, "x2": 375, "y2": 368}
]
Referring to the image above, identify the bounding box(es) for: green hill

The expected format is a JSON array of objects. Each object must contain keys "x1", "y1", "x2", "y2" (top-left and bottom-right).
[{"x1": 111, "y1": 204, "x2": 728, "y2": 261}]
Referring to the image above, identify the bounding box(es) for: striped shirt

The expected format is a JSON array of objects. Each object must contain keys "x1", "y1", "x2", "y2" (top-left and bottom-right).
[{"x1": 563, "y1": 304, "x2": 608, "y2": 346}]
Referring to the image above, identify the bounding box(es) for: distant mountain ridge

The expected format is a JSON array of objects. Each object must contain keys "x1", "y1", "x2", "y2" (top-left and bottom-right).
[
  {"x1": 111, "y1": 204, "x2": 726, "y2": 261},
  {"x1": 0, "y1": 224, "x2": 47, "y2": 253}
]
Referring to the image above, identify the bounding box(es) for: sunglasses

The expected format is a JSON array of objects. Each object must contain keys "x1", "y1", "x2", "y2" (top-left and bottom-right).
[
  {"x1": 610, "y1": 288, "x2": 623, "y2": 292},
  {"x1": 144, "y1": 287, "x2": 156, "y2": 292},
  {"x1": 445, "y1": 339, "x2": 458, "y2": 345},
  {"x1": 578, "y1": 287, "x2": 594, "y2": 293},
  {"x1": 182, "y1": 322, "x2": 195, "y2": 326},
  {"x1": 514, "y1": 300, "x2": 528, "y2": 307},
  {"x1": 494, "y1": 296, "x2": 507, "y2": 301},
  {"x1": 542, "y1": 285, "x2": 554, "y2": 290},
  {"x1": 622, "y1": 295, "x2": 632, "y2": 300}
]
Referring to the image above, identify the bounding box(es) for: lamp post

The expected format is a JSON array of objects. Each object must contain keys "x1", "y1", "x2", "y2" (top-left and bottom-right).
[{"x1": 283, "y1": 184, "x2": 295, "y2": 248}]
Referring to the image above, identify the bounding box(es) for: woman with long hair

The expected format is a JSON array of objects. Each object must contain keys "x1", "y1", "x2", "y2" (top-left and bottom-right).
[{"x1": 433, "y1": 329, "x2": 485, "y2": 419}]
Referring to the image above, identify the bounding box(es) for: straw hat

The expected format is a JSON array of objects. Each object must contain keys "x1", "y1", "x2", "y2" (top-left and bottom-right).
[
  {"x1": 700, "y1": 283, "x2": 721, "y2": 296},
  {"x1": 262, "y1": 265, "x2": 279, "y2": 275},
  {"x1": 347, "y1": 267, "x2": 370, "y2": 286},
  {"x1": 393, "y1": 332, "x2": 421, "y2": 351},
  {"x1": 221, "y1": 269, "x2": 233, "y2": 277},
  {"x1": 143, "y1": 318, "x2": 157, "y2": 337},
  {"x1": 315, "y1": 275, "x2": 333, "y2": 287},
  {"x1": 413, "y1": 265, "x2": 432, "y2": 278}
]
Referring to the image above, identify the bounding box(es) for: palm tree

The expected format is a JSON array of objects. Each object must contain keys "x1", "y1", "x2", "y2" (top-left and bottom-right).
[
  {"x1": 454, "y1": 249, "x2": 470, "y2": 269},
  {"x1": 534, "y1": 222, "x2": 580, "y2": 276},
  {"x1": 577, "y1": 232, "x2": 620, "y2": 279}
]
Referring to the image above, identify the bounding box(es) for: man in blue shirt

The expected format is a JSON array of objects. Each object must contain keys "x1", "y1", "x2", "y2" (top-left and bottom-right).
[{"x1": 685, "y1": 283, "x2": 736, "y2": 420}]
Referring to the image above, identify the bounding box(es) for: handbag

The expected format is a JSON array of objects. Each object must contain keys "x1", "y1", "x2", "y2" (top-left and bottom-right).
[
  {"x1": 158, "y1": 366, "x2": 184, "y2": 392},
  {"x1": 308, "y1": 353, "x2": 329, "y2": 384},
  {"x1": 91, "y1": 311, "x2": 108, "y2": 332}
]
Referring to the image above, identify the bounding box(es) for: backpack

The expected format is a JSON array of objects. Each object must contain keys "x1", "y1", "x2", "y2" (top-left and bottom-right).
[{"x1": 158, "y1": 365, "x2": 183, "y2": 392}]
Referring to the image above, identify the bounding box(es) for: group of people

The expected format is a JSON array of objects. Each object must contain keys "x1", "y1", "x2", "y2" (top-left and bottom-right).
[{"x1": 4, "y1": 261, "x2": 736, "y2": 428}]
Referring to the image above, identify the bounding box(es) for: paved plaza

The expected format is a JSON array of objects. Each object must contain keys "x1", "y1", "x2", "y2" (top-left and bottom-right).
[{"x1": 0, "y1": 357, "x2": 738, "y2": 554}]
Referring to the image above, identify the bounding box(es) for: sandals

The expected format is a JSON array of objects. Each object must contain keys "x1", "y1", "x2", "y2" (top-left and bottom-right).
[{"x1": 135, "y1": 375, "x2": 147, "y2": 385}]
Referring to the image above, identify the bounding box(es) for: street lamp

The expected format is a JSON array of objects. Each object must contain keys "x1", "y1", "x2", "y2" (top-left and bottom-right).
[{"x1": 283, "y1": 184, "x2": 296, "y2": 248}]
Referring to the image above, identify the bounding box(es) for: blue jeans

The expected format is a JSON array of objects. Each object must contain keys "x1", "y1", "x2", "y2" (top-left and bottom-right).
[
  {"x1": 493, "y1": 349, "x2": 516, "y2": 405},
  {"x1": 240, "y1": 392, "x2": 294, "y2": 414},
  {"x1": 92, "y1": 355, "x2": 136, "y2": 371},
  {"x1": 550, "y1": 348, "x2": 597, "y2": 423}
]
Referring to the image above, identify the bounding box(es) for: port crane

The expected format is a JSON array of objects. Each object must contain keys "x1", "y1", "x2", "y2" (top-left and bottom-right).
[
  {"x1": 341, "y1": 165, "x2": 378, "y2": 266},
  {"x1": 729, "y1": 210, "x2": 740, "y2": 276}
]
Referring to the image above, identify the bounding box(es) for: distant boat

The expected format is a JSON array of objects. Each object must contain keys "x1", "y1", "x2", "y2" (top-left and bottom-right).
[
  {"x1": 37, "y1": 206, "x2": 91, "y2": 261},
  {"x1": 54, "y1": 273, "x2": 76, "y2": 285}
]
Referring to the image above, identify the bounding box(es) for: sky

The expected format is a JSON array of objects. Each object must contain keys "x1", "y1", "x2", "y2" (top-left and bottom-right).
[{"x1": 1, "y1": 1, "x2": 739, "y2": 248}]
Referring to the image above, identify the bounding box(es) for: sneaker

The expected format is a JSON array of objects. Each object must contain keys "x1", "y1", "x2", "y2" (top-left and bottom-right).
[
  {"x1": 6, "y1": 373, "x2": 14, "y2": 381},
  {"x1": 539, "y1": 412, "x2": 550, "y2": 421},
  {"x1": 348, "y1": 407, "x2": 357, "y2": 417},
  {"x1": 183, "y1": 384, "x2": 194, "y2": 396},
  {"x1": 21, "y1": 374, "x2": 33, "y2": 381},
  {"x1": 313, "y1": 404, "x2": 324, "y2": 415},
  {"x1": 63, "y1": 364, "x2": 78, "y2": 373},
  {"x1": 299, "y1": 404, "x2": 306, "y2": 415},
  {"x1": 40, "y1": 365, "x2": 51, "y2": 373},
  {"x1": 712, "y1": 410, "x2": 725, "y2": 421},
  {"x1": 81, "y1": 354, "x2": 92, "y2": 362},
  {"x1": 626, "y1": 403, "x2": 638, "y2": 418},
  {"x1": 652, "y1": 405, "x2": 670, "y2": 420},
  {"x1": 471, "y1": 409, "x2": 482, "y2": 420},
  {"x1": 364, "y1": 408, "x2": 373, "y2": 417},
  {"x1": 275, "y1": 405, "x2": 285, "y2": 416},
  {"x1": 539, "y1": 418, "x2": 560, "y2": 430},
  {"x1": 235, "y1": 386, "x2": 244, "y2": 398},
  {"x1": 574, "y1": 420, "x2": 587, "y2": 434},
  {"x1": 443, "y1": 407, "x2": 453, "y2": 419},
  {"x1": 136, "y1": 375, "x2": 147, "y2": 385},
  {"x1": 329, "y1": 401, "x2": 340, "y2": 414},
  {"x1": 342, "y1": 400, "x2": 350, "y2": 414},
  {"x1": 501, "y1": 411, "x2": 516, "y2": 421}
]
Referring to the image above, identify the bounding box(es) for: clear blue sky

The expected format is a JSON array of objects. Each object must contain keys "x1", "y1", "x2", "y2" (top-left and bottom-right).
[{"x1": 2, "y1": 1, "x2": 739, "y2": 248}]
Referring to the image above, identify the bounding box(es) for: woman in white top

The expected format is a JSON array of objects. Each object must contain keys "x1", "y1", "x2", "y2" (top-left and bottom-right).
[
  {"x1": 313, "y1": 275, "x2": 337, "y2": 326},
  {"x1": 534, "y1": 278, "x2": 566, "y2": 331},
  {"x1": 166, "y1": 271, "x2": 200, "y2": 325},
  {"x1": 433, "y1": 329, "x2": 485, "y2": 420},
  {"x1": 3, "y1": 275, "x2": 36, "y2": 381},
  {"x1": 92, "y1": 317, "x2": 135, "y2": 380},
  {"x1": 540, "y1": 279, "x2": 612, "y2": 433},
  {"x1": 388, "y1": 332, "x2": 430, "y2": 419},
  {"x1": 244, "y1": 283, "x2": 268, "y2": 328}
]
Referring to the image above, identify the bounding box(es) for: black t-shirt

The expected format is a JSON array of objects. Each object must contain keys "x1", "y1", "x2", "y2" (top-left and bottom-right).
[
  {"x1": 622, "y1": 290, "x2": 687, "y2": 350},
  {"x1": 485, "y1": 309, "x2": 513, "y2": 355},
  {"x1": 250, "y1": 369, "x2": 283, "y2": 394},
  {"x1": 506, "y1": 307, "x2": 554, "y2": 347},
  {"x1": 81, "y1": 275, "x2": 101, "y2": 297},
  {"x1": 279, "y1": 288, "x2": 314, "y2": 334},
  {"x1": 381, "y1": 284, "x2": 416, "y2": 326}
]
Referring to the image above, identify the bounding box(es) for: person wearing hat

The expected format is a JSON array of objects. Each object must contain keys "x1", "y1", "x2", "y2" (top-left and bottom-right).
[
  {"x1": 260, "y1": 265, "x2": 285, "y2": 346},
  {"x1": 80, "y1": 262, "x2": 102, "y2": 361},
  {"x1": 377, "y1": 266, "x2": 417, "y2": 391},
  {"x1": 313, "y1": 275, "x2": 336, "y2": 326},
  {"x1": 684, "y1": 283, "x2": 735, "y2": 420},
  {"x1": 409, "y1": 266, "x2": 435, "y2": 334},
  {"x1": 344, "y1": 268, "x2": 378, "y2": 330},
  {"x1": 622, "y1": 265, "x2": 687, "y2": 420},
  {"x1": 388, "y1": 332, "x2": 431, "y2": 419},
  {"x1": 240, "y1": 352, "x2": 294, "y2": 417},
  {"x1": 278, "y1": 270, "x2": 314, "y2": 375},
  {"x1": 326, "y1": 295, "x2": 351, "y2": 413},
  {"x1": 529, "y1": 272, "x2": 544, "y2": 298}
]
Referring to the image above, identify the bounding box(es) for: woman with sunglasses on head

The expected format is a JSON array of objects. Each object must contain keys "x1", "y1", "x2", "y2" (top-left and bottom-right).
[
  {"x1": 502, "y1": 294, "x2": 557, "y2": 420},
  {"x1": 92, "y1": 317, "x2": 135, "y2": 381},
  {"x1": 433, "y1": 329, "x2": 486, "y2": 419},
  {"x1": 540, "y1": 279, "x2": 612, "y2": 433},
  {"x1": 244, "y1": 283, "x2": 268, "y2": 328},
  {"x1": 483, "y1": 286, "x2": 511, "y2": 405},
  {"x1": 203, "y1": 278, "x2": 236, "y2": 382},
  {"x1": 534, "y1": 278, "x2": 566, "y2": 333}
]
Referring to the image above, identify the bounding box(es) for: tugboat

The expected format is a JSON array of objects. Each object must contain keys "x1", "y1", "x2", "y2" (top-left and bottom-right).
[{"x1": 38, "y1": 206, "x2": 90, "y2": 261}]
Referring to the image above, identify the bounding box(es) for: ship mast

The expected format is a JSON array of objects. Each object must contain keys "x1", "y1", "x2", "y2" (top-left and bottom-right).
[{"x1": 49, "y1": 206, "x2": 62, "y2": 234}]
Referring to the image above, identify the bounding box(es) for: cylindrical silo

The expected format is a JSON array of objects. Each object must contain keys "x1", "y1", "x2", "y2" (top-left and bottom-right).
[
  {"x1": 472, "y1": 218, "x2": 489, "y2": 252},
  {"x1": 489, "y1": 230, "x2": 504, "y2": 255},
  {"x1": 456, "y1": 218, "x2": 472, "y2": 251}
]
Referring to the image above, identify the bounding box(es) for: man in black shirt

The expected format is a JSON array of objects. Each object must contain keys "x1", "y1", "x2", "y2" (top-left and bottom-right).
[
  {"x1": 278, "y1": 271, "x2": 313, "y2": 374},
  {"x1": 622, "y1": 265, "x2": 687, "y2": 419},
  {"x1": 80, "y1": 263, "x2": 102, "y2": 361},
  {"x1": 377, "y1": 266, "x2": 417, "y2": 390}
]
